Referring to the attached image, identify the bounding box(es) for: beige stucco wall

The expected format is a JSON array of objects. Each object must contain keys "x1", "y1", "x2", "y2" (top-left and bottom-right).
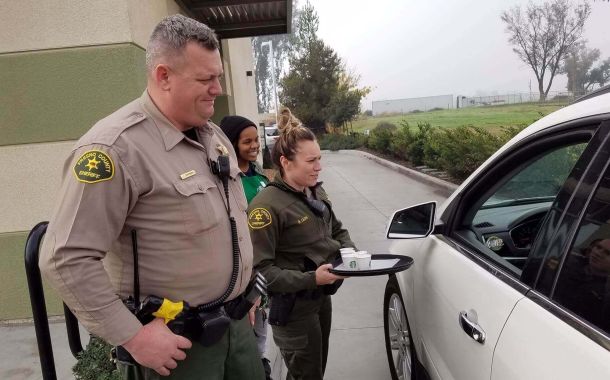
[
  {"x1": 0, "y1": 1, "x2": 260, "y2": 233},
  {"x1": 0, "y1": 0, "x2": 131, "y2": 53},
  {"x1": 126, "y1": 0, "x2": 183, "y2": 48},
  {"x1": 0, "y1": 141, "x2": 75, "y2": 233},
  {"x1": 223, "y1": 38, "x2": 260, "y2": 126},
  {"x1": 0, "y1": 0, "x2": 184, "y2": 53}
]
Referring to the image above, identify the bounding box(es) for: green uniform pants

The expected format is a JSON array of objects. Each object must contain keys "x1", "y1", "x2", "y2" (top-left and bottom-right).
[
  {"x1": 271, "y1": 294, "x2": 332, "y2": 380},
  {"x1": 117, "y1": 316, "x2": 264, "y2": 380}
]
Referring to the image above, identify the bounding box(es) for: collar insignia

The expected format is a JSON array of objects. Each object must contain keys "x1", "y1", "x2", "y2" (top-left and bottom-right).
[{"x1": 216, "y1": 143, "x2": 229, "y2": 156}]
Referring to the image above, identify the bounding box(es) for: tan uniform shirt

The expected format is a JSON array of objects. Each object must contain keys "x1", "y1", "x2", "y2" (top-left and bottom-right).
[{"x1": 40, "y1": 91, "x2": 253, "y2": 346}]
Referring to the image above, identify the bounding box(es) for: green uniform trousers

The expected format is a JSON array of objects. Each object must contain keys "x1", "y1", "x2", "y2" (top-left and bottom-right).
[
  {"x1": 271, "y1": 294, "x2": 332, "y2": 380},
  {"x1": 117, "y1": 316, "x2": 265, "y2": 380}
]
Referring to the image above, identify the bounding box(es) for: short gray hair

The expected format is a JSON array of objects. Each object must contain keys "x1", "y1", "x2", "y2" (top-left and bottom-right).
[{"x1": 146, "y1": 14, "x2": 219, "y2": 72}]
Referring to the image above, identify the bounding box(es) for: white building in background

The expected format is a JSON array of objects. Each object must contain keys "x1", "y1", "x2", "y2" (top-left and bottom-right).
[{"x1": 372, "y1": 94, "x2": 454, "y2": 115}]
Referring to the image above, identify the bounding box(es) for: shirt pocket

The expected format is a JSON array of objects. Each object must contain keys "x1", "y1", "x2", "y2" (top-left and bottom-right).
[
  {"x1": 173, "y1": 176, "x2": 221, "y2": 235},
  {"x1": 230, "y1": 167, "x2": 248, "y2": 212}
]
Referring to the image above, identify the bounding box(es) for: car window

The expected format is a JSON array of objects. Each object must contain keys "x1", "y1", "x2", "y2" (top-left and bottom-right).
[
  {"x1": 459, "y1": 141, "x2": 588, "y2": 275},
  {"x1": 482, "y1": 144, "x2": 586, "y2": 208},
  {"x1": 553, "y1": 168, "x2": 610, "y2": 335}
]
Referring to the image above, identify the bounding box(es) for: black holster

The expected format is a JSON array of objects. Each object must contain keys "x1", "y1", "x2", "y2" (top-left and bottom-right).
[
  {"x1": 224, "y1": 271, "x2": 267, "y2": 321},
  {"x1": 268, "y1": 293, "x2": 297, "y2": 326},
  {"x1": 194, "y1": 307, "x2": 231, "y2": 347}
]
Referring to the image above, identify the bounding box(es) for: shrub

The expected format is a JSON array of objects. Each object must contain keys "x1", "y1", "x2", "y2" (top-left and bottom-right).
[
  {"x1": 407, "y1": 122, "x2": 436, "y2": 165},
  {"x1": 73, "y1": 336, "x2": 120, "y2": 380},
  {"x1": 388, "y1": 121, "x2": 436, "y2": 165},
  {"x1": 363, "y1": 121, "x2": 524, "y2": 181},
  {"x1": 431, "y1": 126, "x2": 505, "y2": 180},
  {"x1": 362, "y1": 110, "x2": 373, "y2": 117},
  {"x1": 367, "y1": 122, "x2": 396, "y2": 153},
  {"x1": 389, "y1": 122, "x2": 412, "y2": 160},
  {"x1": 318, "y1": 132, "x2": 367, "y2": 151},
  {"x1": 429, "y1": 107, "x2": 444, "y2": 112}
]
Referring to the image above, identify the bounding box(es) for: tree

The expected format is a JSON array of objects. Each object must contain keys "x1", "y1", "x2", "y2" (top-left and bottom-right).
[
  {"x1": 501, "y1": 0, "x2": 591, "y2": 101},
  {"x1": 560, "y1": 42, "x2": 605, "y2": 93},
  {"x1": 281, "y1": 38, "x2": 342, "y2": 132},
  {"x1": 279, "y1": 1, "x2": 368, "y2": 133},
  {"x1": 251, "y1": 1, "x2": 300, "y2": 113},
  {"x1": 328, "y1": 72, "x2": 370, "y2": 132},
  {"x1": 588, "y1": 58, "x2": 610, "y2": 89}
]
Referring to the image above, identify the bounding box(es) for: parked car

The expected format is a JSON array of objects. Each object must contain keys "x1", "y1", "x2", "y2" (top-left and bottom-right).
[
  {"x1": 265, "y1": 124, "x2": 279, "y2": 150},
  {"x1": 383, "y1": 86, "x2": 610, "y2": 380}
]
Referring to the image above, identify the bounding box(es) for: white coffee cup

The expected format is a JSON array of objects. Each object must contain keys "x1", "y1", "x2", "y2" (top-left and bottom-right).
[
  {"x1": 340, "y1": 248, "x2": 356, "y2": 262},
  {"x1": 342, "y1": 253, "x2": 358, "y2": 270},
  {"x1": 355, "y1": 251, "x2": 372, "y2": 270}
]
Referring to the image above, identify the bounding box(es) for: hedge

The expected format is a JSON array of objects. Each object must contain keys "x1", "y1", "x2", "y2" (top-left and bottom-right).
[{"x1": 317, "y1": 121, "x2": 525, "y2": 181}]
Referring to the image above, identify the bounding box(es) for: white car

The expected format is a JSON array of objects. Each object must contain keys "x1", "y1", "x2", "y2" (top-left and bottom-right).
[
  {"x1": 383, "y1": 86, "x2": 610, "y2": 380},
  {"x1": 265, "y1": 124, "x2": 279, "y2": 150}
]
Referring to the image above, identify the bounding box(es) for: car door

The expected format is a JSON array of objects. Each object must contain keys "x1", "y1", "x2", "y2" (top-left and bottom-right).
[
  {"x1": 492, "y1": 120, "x2": 610, "y2": 380},
  {"x1": 414, "y1": 120, "x2": 601, "y2": 380}
]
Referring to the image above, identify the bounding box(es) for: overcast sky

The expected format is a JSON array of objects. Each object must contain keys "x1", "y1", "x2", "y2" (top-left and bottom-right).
[{"x1": 307, "y1": 0, "x2": 610, "y2": 109}]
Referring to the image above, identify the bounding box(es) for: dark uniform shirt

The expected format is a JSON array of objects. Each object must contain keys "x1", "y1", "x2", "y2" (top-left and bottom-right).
[{"x1": 247, "y1": 176, "x2": 355, "y2": 293}]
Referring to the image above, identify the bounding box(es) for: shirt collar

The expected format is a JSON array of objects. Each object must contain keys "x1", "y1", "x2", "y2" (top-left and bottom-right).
[
  {"x1": 140, "y1": 90, "x2": 211, "y2": 151},
  {"x1": 272, "y1": 174, "x2": 323, "y2": 197}
]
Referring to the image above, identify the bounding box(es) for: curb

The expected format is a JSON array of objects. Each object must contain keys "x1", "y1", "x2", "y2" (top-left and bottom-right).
[
  {"x1": 338, "y1": 150, "x2": 459, "y2": 197},
  {"x1": 1, "y1": 315, "x2": 65, "y2": 327}
]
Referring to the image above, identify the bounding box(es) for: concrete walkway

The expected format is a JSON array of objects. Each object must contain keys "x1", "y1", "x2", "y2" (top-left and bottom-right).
[{"x1": 1, "y1": 150, "x2": 452, "y2": 380}]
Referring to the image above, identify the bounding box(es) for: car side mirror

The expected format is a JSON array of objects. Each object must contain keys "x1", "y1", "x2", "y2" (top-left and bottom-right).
[{"x1": 386, "y1": 202, "x2": 436, "y2": 239}]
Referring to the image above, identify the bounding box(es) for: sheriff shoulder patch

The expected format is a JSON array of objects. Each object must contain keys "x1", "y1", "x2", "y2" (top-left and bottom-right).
[
  {"x1": 73, "y1": 150, "x2": 114, "y2": 184},
  {"x1": 248, "y1": 208, "x2": 272, "y2": 229}
]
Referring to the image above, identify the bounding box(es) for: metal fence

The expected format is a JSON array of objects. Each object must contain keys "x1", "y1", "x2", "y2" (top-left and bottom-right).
[
  {"x1": 371, "y1": 91, "x2": 591, "y2": 115},
  {"x1": 457, "y1": 91, "x2": 587, "y2": 108}
]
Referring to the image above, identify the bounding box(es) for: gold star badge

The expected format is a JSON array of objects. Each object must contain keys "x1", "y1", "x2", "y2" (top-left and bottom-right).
[
  {"x1": 248, "y1": 208, "x2": 272, "y2": 229},
  {"x1": 73, "y1": 150, "x2": 114, "y2": 184},
  {"x1": 85, "y1": 157, "x2": 100, "y2": 171}
]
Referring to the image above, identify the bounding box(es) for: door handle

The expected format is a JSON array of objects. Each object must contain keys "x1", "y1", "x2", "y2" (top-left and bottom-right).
[{"x1": 459, "y1": 310, "x2": 486, "y2": 344}]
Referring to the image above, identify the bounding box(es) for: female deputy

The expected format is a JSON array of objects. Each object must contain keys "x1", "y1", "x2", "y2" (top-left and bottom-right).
[
  {"x1": 219, "y1": 115, "x2": 272, "y2": 378},
  {"x1": 247, "y1": 107, "x2": 356, "y2": 380}
]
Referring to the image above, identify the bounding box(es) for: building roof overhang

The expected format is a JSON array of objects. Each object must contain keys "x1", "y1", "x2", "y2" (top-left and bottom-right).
[{"x1": 176, "y1": 0, "x2": 292, "y2": 39}]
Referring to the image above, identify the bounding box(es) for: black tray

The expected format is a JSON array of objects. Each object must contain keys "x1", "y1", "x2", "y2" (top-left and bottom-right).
[{"x1": 329, "y1": 254, "x2": 414, "y2": 277}]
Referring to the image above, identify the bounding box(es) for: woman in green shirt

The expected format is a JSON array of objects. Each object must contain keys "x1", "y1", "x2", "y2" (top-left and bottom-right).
[
  {"x1": 220, "y1": 115, "x2": 271, "y2": 378},
  {"x1": 220, "y1": 115, "x2": 269, "y2": 203}
]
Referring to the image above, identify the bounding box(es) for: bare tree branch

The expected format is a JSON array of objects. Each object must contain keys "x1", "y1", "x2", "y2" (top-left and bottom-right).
[{"x1": 501, "y1": 0, "x2": 591, "y2": 101}]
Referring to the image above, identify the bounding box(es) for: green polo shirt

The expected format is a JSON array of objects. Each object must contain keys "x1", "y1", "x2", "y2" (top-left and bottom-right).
[{"x1": 242, "y1": 163, "x2": 269, "y2": 204}]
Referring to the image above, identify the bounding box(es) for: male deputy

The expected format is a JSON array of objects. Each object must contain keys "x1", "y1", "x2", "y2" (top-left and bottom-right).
[{"x1": 40, "y1": 15, "x2": 264, "y2": 379}]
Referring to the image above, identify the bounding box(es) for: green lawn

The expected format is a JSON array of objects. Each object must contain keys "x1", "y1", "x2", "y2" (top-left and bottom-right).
[{"x1": 352, "y1": 102, "x2": 567, "y2": 132}]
